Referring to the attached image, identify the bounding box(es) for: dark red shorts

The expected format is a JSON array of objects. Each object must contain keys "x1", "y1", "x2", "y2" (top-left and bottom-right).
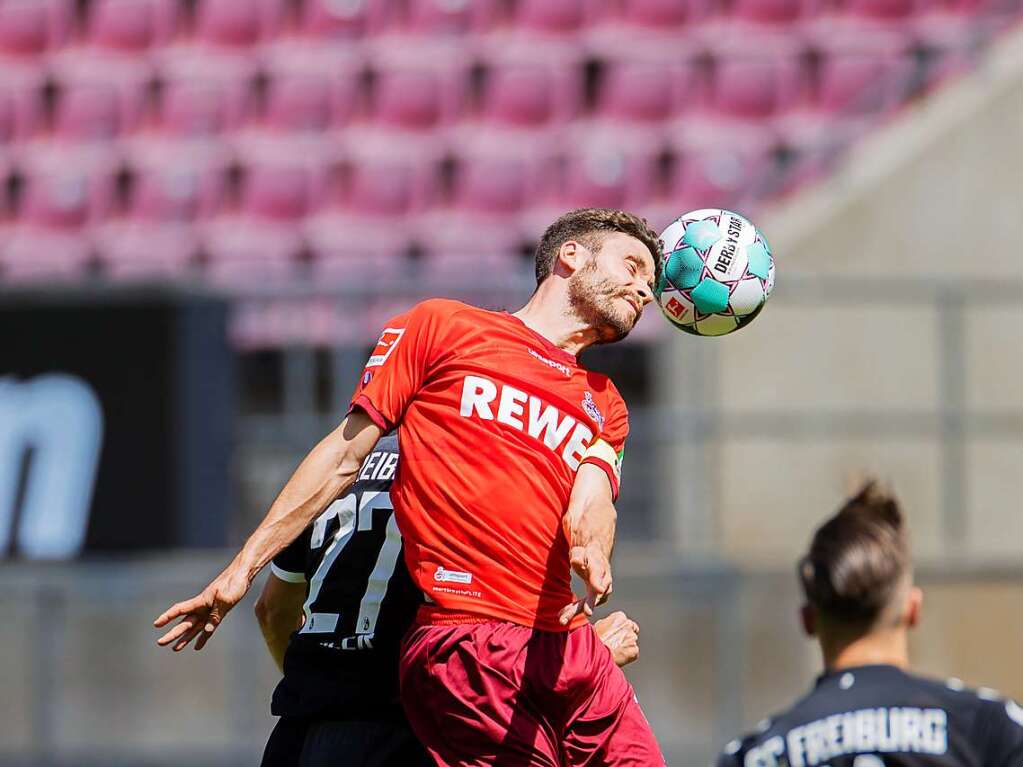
[{"x1": 399, "y1": 620, "x2": 666, "y2": 767}]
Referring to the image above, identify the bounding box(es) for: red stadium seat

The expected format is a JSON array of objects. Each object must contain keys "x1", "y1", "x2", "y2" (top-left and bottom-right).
[
  {"x1": 0, "y1": 228, "x2": 92, "y2": 282},
  {"x1": 344, "y1": 141, "x2": 442, "y2": 217},
  {"x1": 513, "y1": 0, "x2": 591, "y2": 33},
  {"x1": 845, "y1": 0, "x2": 923, "y2": 20},
  {"x1": 618, "y1": 0, "x2": 703, "y2": 26},
  {"x1": 263, "y1": 71, "x2": 334, "y2": 132},
  {"x1": 707, "y1": 46, "x2": 807, "y2": 119},
  {"x1": 18, "y1": 153, "x2": 118, "y2": 230},
  {"x1": 477, "y1": 48, "x2": 584, "y2": 127},
  {"x1": 595, "y1": 56, "x2": 700, "y2": 123},
  {"x1": 87, "y1": 0, "x2": 178, "y2": 51},
  {"x1": 404, "y1": 0, "x2": 500, "y2": 35},
  {"x1": 0, "y1": 0, "x2": 71, "y2": 56},
  {"x1": 128, "y1": 150, "x2": 229, "y2": 222},
  {"x1": 306, "y1": 221, "x2": 410, "y2": 285},
  {"x1": 158, "y1": 66, "x2": 255, "y2": 135},
  {"x1": 560, "y1": 135, "x2": 661, "y2": 209},
  {"x1": 423, "y1": 251, "x2": 526, "y2": 281},
  {"x1": 0, "y1": 68, "x2": 44, "y2": 142},
  {"x1": 302, "y1": 0, "x2": 396, "y2": 39},
  {"x1": 54, "y1": 81, "x2": 124, "y2": 141},
  {"x1": 369, "y1": 49, "x2": 467, "y2": 130},
  {"x1": 731, "y1": 0, "x2": 817, "y2": 23},
  {"x1": 97, "y1": 223, "x2": 197, "y2": 279},
  {"x1": 239, "y1": 159, "x2": 328, "y2": 221},
  {"x1": 202, "y1": 217, "x2": 304, "y2": 284},
  {"x1": 195, "y1": 0, "x2": 285, "y2": 47},
  {"x1": 812, "y1": 31, "x2": 915, "y2": 114},
  {"x1": 667, "y1": 127, "x2": 778, "y2": 210}
]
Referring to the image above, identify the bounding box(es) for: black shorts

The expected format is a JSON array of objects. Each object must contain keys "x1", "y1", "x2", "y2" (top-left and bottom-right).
[{"x1": 261, "y1": 715, "x2": 434, "y2": 767}]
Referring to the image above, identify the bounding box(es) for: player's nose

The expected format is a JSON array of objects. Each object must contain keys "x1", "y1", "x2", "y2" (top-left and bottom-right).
[{"x1": 635, "y1": 283, "x2": 653, "y2": 306}]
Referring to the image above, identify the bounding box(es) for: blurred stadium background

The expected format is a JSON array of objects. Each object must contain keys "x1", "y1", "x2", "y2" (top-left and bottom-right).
[{"x1": 2, "y1": 0, "x2": 1023, "y2": 764}]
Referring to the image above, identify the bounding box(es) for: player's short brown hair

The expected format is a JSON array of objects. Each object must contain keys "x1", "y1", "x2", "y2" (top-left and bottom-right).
[
  {"x1": 798, "y1": 481, "x2": 910, "y2": 628},
  {"x1": 534, "y1": 208, "x2": 663, "y2": 289}
]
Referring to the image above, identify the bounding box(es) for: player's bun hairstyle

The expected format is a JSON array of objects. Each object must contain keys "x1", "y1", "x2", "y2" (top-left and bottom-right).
[
  {"x1": 798, "y1": 481, "x2": 909, "y2": 626},
  {"x1": 534, "y1": 208, "x2": 663, "y2": 288}
]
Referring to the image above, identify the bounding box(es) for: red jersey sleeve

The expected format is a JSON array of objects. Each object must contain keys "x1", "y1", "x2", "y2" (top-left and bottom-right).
[
  {"x1": 349, "y1": 299, "x2": 451, "y2": 430},
  {"x1": 579, "y1": 388, "x2": 629, "y2": 501}
]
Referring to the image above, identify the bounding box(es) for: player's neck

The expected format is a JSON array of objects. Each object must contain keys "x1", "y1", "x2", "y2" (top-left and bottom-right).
[
  {"x1": 820, "y1": 629, "x2": 911, "y2": 673},
  {"x1": 513, "y1": 285, "x2": 598, "y2": 357}
]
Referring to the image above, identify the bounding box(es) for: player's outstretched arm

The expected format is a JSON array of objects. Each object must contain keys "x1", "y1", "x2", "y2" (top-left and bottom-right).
[
  {"x1": 254, "y1": 573, "x2": 307, "y2": 673},
  {"x1": 559, "y1": 463, "x2": 616, "y2": 626},
  {"x1": 593, "y1": 611, "x2": 640, "y2": 667},
  {"x1": 153, "y1": 411, "x2": 383, "y2": 651}
]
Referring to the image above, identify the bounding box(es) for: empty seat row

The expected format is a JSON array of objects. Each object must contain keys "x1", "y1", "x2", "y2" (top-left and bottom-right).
[{"x1": 1, "y1": 0, "x2": 1014, "y2": 59}]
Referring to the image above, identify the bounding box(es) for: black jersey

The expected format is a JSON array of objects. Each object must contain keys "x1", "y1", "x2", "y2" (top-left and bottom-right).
[
  {"x1": 717, "y1": 665, "x2": 1023, "y2": 767},
  {"x1": 269, "y1": 434, "x2": 422, "y2": 720}
]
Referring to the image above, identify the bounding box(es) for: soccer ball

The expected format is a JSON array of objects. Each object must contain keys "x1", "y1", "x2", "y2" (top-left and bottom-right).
[{"x1": 654, "y1": 209, "x2": 775, "y2": 337}]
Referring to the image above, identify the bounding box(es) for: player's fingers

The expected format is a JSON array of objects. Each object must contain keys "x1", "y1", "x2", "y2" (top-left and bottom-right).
[
  {"x1": 154, "y1": 595, "x2": 205, "y2": 627},
  {"x1": 172, "y1": 623, "x2": 205, "y2": 651},
  {"x1": 194, "y1": 624, "x2": 216, "y2": 651},
  {"x1": 156, "y1": 618, "x2": 197, "y2": 646},
  {"x1": 559, "y1": 598, "x2": 585, "y2": 626}
]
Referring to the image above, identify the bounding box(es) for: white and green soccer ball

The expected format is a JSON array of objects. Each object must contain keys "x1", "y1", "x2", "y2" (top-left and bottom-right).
[{"x1": 654, "y1": 208, "x2": 775, "y2": 337}]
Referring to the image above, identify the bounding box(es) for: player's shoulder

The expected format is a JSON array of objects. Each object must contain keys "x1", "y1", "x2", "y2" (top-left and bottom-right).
[
  {"x1": 407, "y1": 297, "x2": 481, "y2": 322},
  {"x1": 715, "y1": 713, "x2": 791, "y2": 767}
]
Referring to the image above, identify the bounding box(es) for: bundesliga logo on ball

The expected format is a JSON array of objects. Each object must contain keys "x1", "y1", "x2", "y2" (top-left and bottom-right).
[{"x1": 655, "y1": 209, "x2": 776, "y2": 337}]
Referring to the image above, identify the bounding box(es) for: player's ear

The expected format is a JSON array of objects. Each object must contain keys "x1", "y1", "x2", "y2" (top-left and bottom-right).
[
  {"x1": 800, "y1": 604, "x2": 816, "y2": 637},
  {"x1": 906, "y1": 586, "x2": 923, "y2": 628},
  {"x1": 556, "y1": 240, "x2": 583, "y2": 275}
]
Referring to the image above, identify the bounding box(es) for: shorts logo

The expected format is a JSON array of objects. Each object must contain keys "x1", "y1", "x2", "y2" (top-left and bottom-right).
[
  {"x1": 582, "y1": 392, "x2": 604, "y2": 430},
  {"x1": 366, "y1": 328, "x2": 405, "y2": 367},
  {"x1": 434, "y1": 566, "x2": 473, "y2": 585}
]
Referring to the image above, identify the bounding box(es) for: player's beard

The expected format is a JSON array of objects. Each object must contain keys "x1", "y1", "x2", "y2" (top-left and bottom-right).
[{"x1": 567, "y1": 259, "x2": 637, "y2": 344}]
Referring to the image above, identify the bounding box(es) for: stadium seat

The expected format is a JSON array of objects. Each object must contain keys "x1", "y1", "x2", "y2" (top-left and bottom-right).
[
  {"x1": 54, "y1": 81, "x2": 125, "y2": 141},
  {"x1": 202, "y1": 217, "x2": 304, "y2": 284},
  {"x1": 195, "y1": 0, "x2": 286, "y2": 47},
  {"x1": 97, "y1": 223, "x2": 197, "y2": 279},
  {"x1": 344, "y1": 141, "x2": 443, "y2": 217},
  {"x1": 404, "y1": 0, "x2": 500, "y2": 35},
  {"x1": 422, "y1": 251, "x2": 526, "y2": 281},
  {"x1": 0, "y1": 68, "x2": 44, "y2": 142},
  {"x1": 87, "y1": 0, "x2": 179, "y2": 51},
  {"x1": 560, "y1": 136, "x2": 661, "y2": 209},
  {"x1": 845, "y1": 0, "x2": 922, "y2": 20},
  {"x1": 730, "y1": 0, "x2": 816, "y2": 23},
  {"x1": 476, "y1": 49, "x2": 584, "y2": 127},
  {"x1": 666, "y1": 128, "x2": 779, "y2": 210},
  {"x1": 0, "y1": 228, "x2": 92, "y2": 281},
  {"x1": 618, "y1": 0, "x2": 701, "y2": 27},
  {"x1": 368, "y1": 49, "x2": 468, "y2": 130},
  {"x1": 812, "y1": 32, "x2": 915, "y2": 115},
  {"x1": 128, "y1": 150, "x2": 229, "y2": 222},
  {"x1": 238, "y1": 158, "x2": 328, "y2": 221},
  {"x1": 262, "y1": 71, "x2": 334, "y2": 133},
  {"x1": 0, "y1": 0, "x2": 71, "y2": 56},
  {"x1": 158, "y1": 68, "x2": 254, "y2": 135},
  {"x1": 707, "y1": 47, "x2": 807, "y2": 119},
  {"x1": 306, "y1": 221, "x2": 410, "y2": 285},
  {"x1": 302, "y1": 0, "x2": 396, "y2": 39},
  {"x1": 512, "y1": 0, "x2": 591, "y2": 33},
  {"x1": 18, "y1": 154, "x2": 118, "y2": 230},
  {"x1": 595, "y1": 56, "x2": 699, "y2": 124}
]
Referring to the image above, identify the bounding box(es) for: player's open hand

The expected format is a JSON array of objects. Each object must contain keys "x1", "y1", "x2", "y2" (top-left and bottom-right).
[
  {"x1": 559, "y1": 542, "x2": 612, "y2": 626},
  {"x1": 153, "y1": 566, "x2": 250, "y2": 651},
  {"x1": 594, "y1": 611, "x2": 640, "y2": 667}
]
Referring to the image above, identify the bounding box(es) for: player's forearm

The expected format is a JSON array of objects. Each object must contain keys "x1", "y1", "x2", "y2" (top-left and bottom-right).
[
  {"x1": 568, "y1": 497, "x2": 617, "y2": 561},
  {"x1": 256, "y1": 607, "x2": 301, "y2": 673},
  {"x1": 233, "y1": 421, "x2": 372, "y2": 583}
]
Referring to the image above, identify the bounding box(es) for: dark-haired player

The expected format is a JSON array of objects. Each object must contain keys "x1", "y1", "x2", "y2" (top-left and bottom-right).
[
  {"x1": 255, "y1": 433, "x2": 643, "y2": 767},
  {"x1": 157, "y1": 208, "x2": 667, "y2": 765},
  {"x1": 717, "y1": 482, "x2": 1023, "y2": 767}
]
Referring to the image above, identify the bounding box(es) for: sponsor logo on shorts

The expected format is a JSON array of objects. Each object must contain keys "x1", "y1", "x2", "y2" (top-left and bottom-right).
[
  {"x1": 366, "y1": 328, "x2": 405, "y2": 367},
  {"x1": 434, "y1": 566, "x2": 473, "y2": 585}
]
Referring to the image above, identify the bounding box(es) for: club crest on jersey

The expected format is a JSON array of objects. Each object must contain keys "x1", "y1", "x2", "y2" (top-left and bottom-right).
[
  {"x1": 366, "y1": 327, "x2": 404, "y2": 367},
  {"x1": 582, "y1": 392, "x2": 604, "y2": 430}
]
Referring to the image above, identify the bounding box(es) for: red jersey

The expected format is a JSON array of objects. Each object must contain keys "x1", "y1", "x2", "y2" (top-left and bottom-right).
[{"x1": 349, "y1": 299, "x2": 629, "y2": 632}]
